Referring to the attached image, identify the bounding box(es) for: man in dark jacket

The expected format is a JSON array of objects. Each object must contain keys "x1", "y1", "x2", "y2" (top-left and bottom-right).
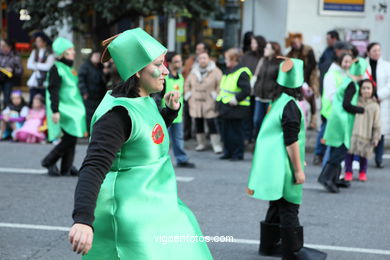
[
  {"x1": 78, "y1": 51, "x2": 107, "y2": 132},
  {"x1": 318, "y1": 30, "x2": 339, "y2": 95}
]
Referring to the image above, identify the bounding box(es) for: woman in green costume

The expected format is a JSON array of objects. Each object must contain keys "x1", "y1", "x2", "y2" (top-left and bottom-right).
[
  {"x1": 41, "y1": 37, "x2": 87, "y2": 176},
  {"x1": 318, "y1": 58, "x2": 367, "y2": 193},
  {"x1": 68, "y1": 28, "x2": 212, "y2": 259},
  {"x1": 247, "y1": 57, "x2": 326, "y2": 260}
]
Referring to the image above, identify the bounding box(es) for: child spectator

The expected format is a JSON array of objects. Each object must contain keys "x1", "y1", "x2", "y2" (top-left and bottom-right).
[
  {"x1": 15, "y1": 94, "x2": 46, "y2": 143},
  {"x1": 344, "y1": 79, "x2": 381, "y2": 182},
  {"x1": 0, "y1": 90, "x2": 29, "y2": 140}
]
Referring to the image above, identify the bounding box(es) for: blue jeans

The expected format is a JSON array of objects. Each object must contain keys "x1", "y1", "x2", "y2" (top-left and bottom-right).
[
  {"x1": 322, "y1": 146, "x2": 331, "y2": 168},
  {"x1": 374, "y1": 135, "x2": 385, "y2": 164},
  {"x1": 314, "y1": 120, "x2": 327, "y2": 156},
  {"x1": 253, "y1": 100, "x2": 269, "y2": 139},
  {"x1": 168, "y1": 123, "x2": 189, "y2": 164}
]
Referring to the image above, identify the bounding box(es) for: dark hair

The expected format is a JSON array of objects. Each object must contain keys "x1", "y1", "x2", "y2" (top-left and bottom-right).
[
  {"x1": 1, "y1": 39, "x2": 15, "y2": 51},
  {"x1": 253, "y1": 35, "x2": 267, "y2": 57},
  {"x1": 242, "y1": 31, "x2": 254, "y2": 53},
  {"x1": 111, "y1": 74, "x2": 140, "y2": 98},
  {"x1": 367, "y1": 42, "x2": 380, "y2": 53},
  {"x1": 196, "y1": 42, "x2": 210, "y2": 53},
  {"x1": 336, "y1": 52, "x2": 353, "y2": 66},
  {"x1": 166, "y1": 51, "x2": 179, "y2": 63},
  {"x1": 358, "y1": 79, "x2": 377, "y2": 99},
  {"x1": 272, "y1": 84, "x2": 303, "y2": 101},
  {"x1": 327, "y1": 30, "x2": 340, "y2": 41},
  {"x1": 32, "y1": 32, "x2": 52, "y2": 45},
  {"x1": 269, "y1": 41, "x2": 282, "y2": 57}
]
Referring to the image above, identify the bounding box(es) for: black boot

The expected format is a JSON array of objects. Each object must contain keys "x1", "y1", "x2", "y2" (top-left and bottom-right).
[
  {"x1": 317, "y1": 163, "x2": 339, "y2": 193},
  {"x1": 41, "y1": 152, "x2": 61, "y2": 177},
  {"x1": 259, "y1": 221, "x2": 282, "y2": 257},
  {"x1": 60, "y1": 147, "x2": 76, "y2": 176},
  {"x1": 280, "y1": 226, "x2": 327, "y2": 260},
  {"x1": 334, "y1": 166, "x2": 351, "y2": 188}
]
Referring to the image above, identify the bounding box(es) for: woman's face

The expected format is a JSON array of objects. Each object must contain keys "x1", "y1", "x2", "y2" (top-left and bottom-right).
[
  {"x1": 138, "y1": 54, "x2": 169, "y2": 94},
  {"x1": 64, "y1": 48, "x2": 76, "y2": 61},
  {"x1": 90, "y1": 52, "x2": 101, "y2": 65},
  {"x1": 198, "y1": 53, "x2": 210, "y2": 68},
  {"x1": 341, "y1": 55, "x2": 353, "y2": 70},
  {"x1": 35, "y1": 37, "x2": 47, "y2": 49},
  {"x1": 361, "y1": 81, "x2": 373, "y2": 98},
  {"x1": 225, "y1": 54, "x2": 237, "y2": 68},
  {"x1": 0, "y1": 40, "x2": 11, "y2": 54},
  {"x1": 11, "y1": 95, "x2": 22, "y2": 106},
  {"x1": 368, "y1": 44, "x2": 381, "y2": 61},
  {"x1": 250, "y1": 38, "x2": 258, "y2": 52},
  {"x1": 264, "y1": 43, "x2": 274, "y2": 57}
]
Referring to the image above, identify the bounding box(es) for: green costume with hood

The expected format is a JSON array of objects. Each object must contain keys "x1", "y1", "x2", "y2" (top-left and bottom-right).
[
  {"x1": 84, "y1": 28, "x2": 212, "y2": 260},
  {"x1": 323, "y1": 58, "x2": 367, "y2": 149},
  {"x1": 247, "y1": 58, "x2": 305, "y2": 204},
  {"x1": 46, "y1": 37, "x2": 86, "y2": 141}
]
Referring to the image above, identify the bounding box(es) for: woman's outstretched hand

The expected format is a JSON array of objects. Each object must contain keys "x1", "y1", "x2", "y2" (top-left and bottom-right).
[
  {"x1": 69, "y1": 223, "x2": 93, "y2": 255},
  {"x1": 164, "y1": 91, "x2": 181, "y2": 111}
]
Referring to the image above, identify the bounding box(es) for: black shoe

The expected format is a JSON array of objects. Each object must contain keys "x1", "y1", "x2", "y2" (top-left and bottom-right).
[
  {"x1": 46, "y1": 164, "x2": 60, "y2": 177},
  {"x1": 337, "y1": 178, "x2": 351, "y2": 188},
  {"x1": 312, "y1": 155, "x2": 323, "y2": 166},
  {"x1": 280, "y1": 226, "x2": 327, "y2": 260},
  {"x1": 376, "y1": 162, "x2": 384, "y2": 168},
  {"x1": 61, "y1": 166, "x2": 79, "y2": 176},
  {"x1": 230, "y1": 157, "x2": 243, "y2": 161},
  {"x1": 318, "y1": 163, "x2": 339, "y2": 193},
  {"x1": 259, "y1": 221, "x2": 282, "y2": 257},
  {"x1": 219, "y1": 155, "x2": 231, "y2": 160},
  {"x1": 177, "y1": 162, "x2": 195, "y2": 168}
]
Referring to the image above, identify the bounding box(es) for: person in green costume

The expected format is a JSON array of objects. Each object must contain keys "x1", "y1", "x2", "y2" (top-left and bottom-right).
[
  {"x1": 41, "y1": 37, "x2": 87, "y2": 176},
  {"x1": 247, "y1": 57, "x2": 327, "y2": 260},
  {"x1": 318, "y1": 58, "x2": 366, "y2": 193},
  {"x1": 155, "y1": 51, "x2": 195, "y2": 168},
  {"x1": 68, "y1": 28, "x2": 212, "y2": 260}
]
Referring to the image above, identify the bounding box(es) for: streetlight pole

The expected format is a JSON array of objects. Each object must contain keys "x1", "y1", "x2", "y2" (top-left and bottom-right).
[{"x1": 223, "y1": 0, "x2": 241, "y2": 51}]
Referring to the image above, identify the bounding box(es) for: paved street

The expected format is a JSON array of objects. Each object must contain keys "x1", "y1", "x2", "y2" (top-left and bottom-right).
[{"x1": 0, "y1": 141, "x2": 389, "y2": 260}]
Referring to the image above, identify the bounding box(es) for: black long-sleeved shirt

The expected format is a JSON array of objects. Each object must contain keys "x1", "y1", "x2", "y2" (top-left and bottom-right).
[
  {"x1": 47, "y1": 58, "x2": 74, "y2": 113},
  {"x1": 72, "y1": 99, "x2": 178, "y2": 228},
  {"x1": 343, "y1": 82, "x2": 365, "y2": 114},
  {"x1": 282, "y1": 100, "x2": 302, "y2": 146}
]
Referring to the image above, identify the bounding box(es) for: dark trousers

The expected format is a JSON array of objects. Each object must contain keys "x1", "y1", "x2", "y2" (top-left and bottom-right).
[
  {"x1": 328, "y1": 144, "x2": 348, "y2": 167},
  {"x1": 264, "y1": 198, "x2": 300, "y2": 228},
  {"x1": 29, "y1": 87, "x2": 46, "y2": 107},
  {"x1": 243, "y1": 96, "x2": 255, "y2": 142},
  {"x1": 0, "y1": 80, "x2": 13, "y2": 108},
  {"x1": 253, "y1": 100, "x2": 269, "y2": 139},
  {"x1": 194, "y1": 118, "x2": 218, "y2": 134},
  {"x1": 374, "y1": 135, "x2": 385, "y2": 165},
  {"x1": 43, "y1": 130, "x2": 78, "y2": 173},
  {"x1": 345, "y1": 153, "x2": 368, "y2": 173},
  {"x1": 220, "y1": 118, "x2": 244, "y2": 159},
  {"x1": 183, "y1": 101, "x2": 192, "y2": 140}
]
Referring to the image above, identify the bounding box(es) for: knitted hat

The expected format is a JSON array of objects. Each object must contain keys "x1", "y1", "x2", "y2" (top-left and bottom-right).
[
  {"x1": 350, "y1": 57, "x2": 367, "y2": 76},
  {"x1": 52, "y1": 37, "x2": 74, "y2": 56},
  {"x1": 101, "y1": 28, "x2": 167, "y2": 81},
  {"x1": 276, "y1": 57, "x2": 304, "y2": 88}
]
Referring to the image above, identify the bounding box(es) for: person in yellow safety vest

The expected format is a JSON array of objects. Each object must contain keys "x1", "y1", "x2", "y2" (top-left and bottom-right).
[
  {"x1": 313, "y1": 53, "x2": 354, "y2": 166},
  {"x1": 217, "y1": 48, "x2": 252, "y2": 161}
]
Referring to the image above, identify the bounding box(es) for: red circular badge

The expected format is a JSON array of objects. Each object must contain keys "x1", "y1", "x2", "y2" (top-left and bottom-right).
[{"x1": 152, "y1": 124, "x2": 164, "y2": 144}]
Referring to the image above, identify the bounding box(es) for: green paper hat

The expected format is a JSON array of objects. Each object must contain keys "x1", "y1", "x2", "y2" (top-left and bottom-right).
[
  {"x1": 52, "y1": 37, "x2": 74, "y2": 56},
  {"x1": 102, "y1": 28, "x2": 167, "y2": 81},
  {"x1": 276, "y1": 57, "x2": 304, "y2": 88},
  {"x1": 350, "y1": 57, "x2": 367, "y2": 76}
]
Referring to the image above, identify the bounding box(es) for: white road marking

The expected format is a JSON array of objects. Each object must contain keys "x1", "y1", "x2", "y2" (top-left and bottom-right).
[
  {"x1": 383, "y1": 154, "x2": 390, "y2": 159},
  {"x1": 232, "y1": 238, "x2": 390, "y2": 255},
  {"x1": 303, "y1": 183, "x2": 324, "y2": 191},
  {"x1": 0, "y1": 167, "x2": 194, "y2": 182},
  {"x1": 0, "y1": 223, "x2": 389, "y2": 255},
  {"x1": 0, "y1": 167, "x2": 46, "y2": 174}
]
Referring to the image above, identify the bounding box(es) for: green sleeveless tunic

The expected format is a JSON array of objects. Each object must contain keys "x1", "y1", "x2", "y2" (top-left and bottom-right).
[
  {"x1": 84, "y1": 92, "x2": 212, "y2": 260},
  {"x1": 323, "y1": 78, "x2": 358, "y2": 149},
  {"x1": 45, "y1": 61, "x2": 86, "y2": 141},
  {"x1": 162, "y1": 73, "x2": 184, "y2": 123},
  {"x1": 247, "y1": 93, "x2": 305, "y2": 204}
]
